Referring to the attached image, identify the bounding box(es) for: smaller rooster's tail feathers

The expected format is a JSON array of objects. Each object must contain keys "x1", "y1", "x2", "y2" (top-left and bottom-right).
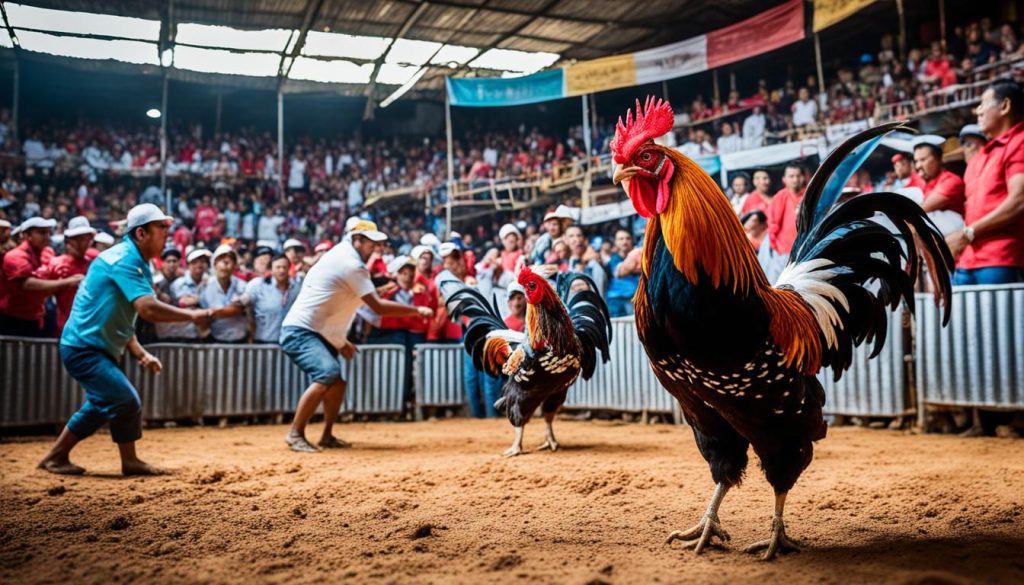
[{"x1": 557, "y1": 272, "x2": 613, "y2": 379}]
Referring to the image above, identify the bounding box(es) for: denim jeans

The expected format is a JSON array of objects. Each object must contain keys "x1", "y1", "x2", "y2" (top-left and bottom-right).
[
  {"x1": 464, "y1": 351, "x2": 501, "y2": 418},
  {"x1": 61, "y1": 345, "x2": 143, "y2": 443},
  {"x1": 606, "y1": 297, "x2": 634, "y2": 318},
  {"x1": 952, "y1": 267, "x2": 1023, "y2": 286}
]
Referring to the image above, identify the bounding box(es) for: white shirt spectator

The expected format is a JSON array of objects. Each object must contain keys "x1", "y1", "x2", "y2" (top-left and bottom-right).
[
  {"x1": 23, "y1": 138, "x2": 47, "y2": 167},
  {"x1": 200, "y1": 275, "x2": 248, "y2": 342},
  {"x1": 792, "y1": 98, "x2": 818, "y2": 127},
  {"x1": 168, "y1": 272, "x2": 204, "y2": 340},
  {"x1": 347, "y1": 178, "x2": 364, "y2": 209},
  {"x1": 242, "y1": 276, "x2": 300, "y2": 342},
  {"x1": 679, "y1": 140, "x2": 702, "y2": 159},
  {"x1": 716, "y1": 133, "x2": 742, "y2": 155},
  {"x1": 288, "y1": 157, "x2": 307, "y2": 190},
  {"x1": 257, "y1": 212, "x2": 285, "y2": 242},
  {"x1": 282, "y1": 240, "x2": 375, "y2": 347},
  {"x1": 483, "y1": 146, "x2": 498, "y2": 167},
  {"x1": 742, "y1": 112, "x2": 766, "y2": 150}
]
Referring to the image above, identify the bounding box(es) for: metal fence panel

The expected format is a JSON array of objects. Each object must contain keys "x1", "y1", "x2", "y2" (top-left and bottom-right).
[
  {"x1": 817, "y1": 308, "x2": 909, "y2": 417},
  {"x1": 346, "y1": 344, "x2": 406, "y2": 414},
  {"x1": 0, "y1": 337, "x2": 79, "y2": 427},
  {"x1": 916, "y1": 284, "x2": 1024, "y2": 408},
  {"x1": 414, "y1": 343, "x2": 465, "y2": 419}
]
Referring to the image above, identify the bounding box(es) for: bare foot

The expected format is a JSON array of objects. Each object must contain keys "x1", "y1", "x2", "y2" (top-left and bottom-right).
[
  {"x1": 287, "y1": 435, "x2": 319, "y2": 453},
  {"x1": 38, "y1": 458, "x2": 85, "y2": 475},
  {"x1": 122, "y1": 460, "x2": 169, "y2": 476},
  {"x1": 318, "y1": 436, "x2": 352, "y2": 449}
]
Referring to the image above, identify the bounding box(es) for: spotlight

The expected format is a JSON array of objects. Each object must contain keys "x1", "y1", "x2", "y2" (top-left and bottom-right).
[{"x1": 146, "y1": 108, "x2": 162, "y2": 119}]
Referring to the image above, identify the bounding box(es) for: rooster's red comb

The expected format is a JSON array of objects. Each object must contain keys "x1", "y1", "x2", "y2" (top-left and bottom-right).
[{"x1": 609, "y1": 96, "x2": 674, "y2": 165}]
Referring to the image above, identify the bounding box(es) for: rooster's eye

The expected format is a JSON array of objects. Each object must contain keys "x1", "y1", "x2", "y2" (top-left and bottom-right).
[{"x1": 641, "y1": 152, "x2": 653, "y2": 161}]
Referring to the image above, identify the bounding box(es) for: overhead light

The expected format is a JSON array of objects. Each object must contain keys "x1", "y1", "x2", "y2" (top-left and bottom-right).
[{"x1": 146, "y1": 108, "x2": 161, "y2": 119}]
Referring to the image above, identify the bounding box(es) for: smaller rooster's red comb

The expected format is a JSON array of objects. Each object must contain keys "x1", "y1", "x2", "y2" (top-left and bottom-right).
[{"x1": 609, "y1": 96, "x2": 674, "y2": 165}]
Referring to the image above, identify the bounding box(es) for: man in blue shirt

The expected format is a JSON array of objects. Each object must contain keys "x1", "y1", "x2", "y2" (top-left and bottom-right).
[{"x1": 37, "y1": 204, "x2": 211, "y2": 476}]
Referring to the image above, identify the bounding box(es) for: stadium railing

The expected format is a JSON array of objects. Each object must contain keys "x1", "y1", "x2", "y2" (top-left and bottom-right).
[{"x1": 2, "y1": 284, "x2": 1022, "y2": 429}]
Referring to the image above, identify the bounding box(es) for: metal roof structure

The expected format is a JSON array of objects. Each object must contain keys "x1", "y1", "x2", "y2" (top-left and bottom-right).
[{"x1": 1, "y1": 1, "x2": 790, "y2": 114}]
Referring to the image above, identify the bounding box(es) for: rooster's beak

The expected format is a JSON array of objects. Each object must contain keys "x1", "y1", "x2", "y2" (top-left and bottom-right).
[{"x1": 613, "y1": 165, "x2": 641, "y2": 186}]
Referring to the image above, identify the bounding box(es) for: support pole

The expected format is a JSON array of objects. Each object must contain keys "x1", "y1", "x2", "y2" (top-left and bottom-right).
[
  {"x1": 277, "y1": 86, "x2": 284, "y2": 197},
  {"x1": 661, "y1": 80, "x2": 669, "y2": 102},
  {"x1": 896, "y1": 0, "x2": 907, "y2": 62},
  {"x1": 445, "y1": 90, "x2": 454, "y2": 237},
  {"x1": 581, "y1": 94, "x2": 592, "y2": 208},
  {"x1": 712, "y1": 69, "x2": 720, "y2": 102},
  {"x1": 11, "y1": 54, "x2": 18, "y2": 144},
  {"x1": 814, "y1": 33, "x2": 826, "y2": 103},
  {"x1": 160, "y1": 71, "x2": 169, "y2": 210},
  {"x1": 938, "y1": 0, "x2": 947, "y2": 53}
]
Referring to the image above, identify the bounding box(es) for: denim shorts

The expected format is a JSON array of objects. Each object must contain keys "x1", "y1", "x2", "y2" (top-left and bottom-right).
[{"x1": 280, "y1": 326, "x2": 344, "y2": 385}]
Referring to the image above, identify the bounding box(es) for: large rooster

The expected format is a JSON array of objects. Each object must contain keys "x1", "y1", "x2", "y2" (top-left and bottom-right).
[
  {"x1": 443, "y1": 267, "x2": 612, "y2": 456},
  {"x1": 610, "y1": 97, "x2": 953, "y2": 559}
]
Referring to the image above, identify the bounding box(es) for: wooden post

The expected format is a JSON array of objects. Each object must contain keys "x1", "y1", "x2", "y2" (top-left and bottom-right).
[
  {"x1": 277, "y1": 86, "x2": 284, "y2": 197},
  {"x1": 896, "y1": 0, "x2": 907, "y2": 61},
  {"x1": 445, "y1": 89, "x2": 454, "y2": 237},
  {"x1": 814, "y1": 33, "x2": 826, "y2": 101},
  {"x1": 160, "y1": 71, "x2": 168, "y2": 207},
  {"x1": 581, "y1": 94, "x2": 592, "y2": 208},
  {"x1": 938, "y1": 0, "x2": 947, "y2": 53},
  {"x1": 712, "y1": 69, "x2": 720, "y2": 102}
]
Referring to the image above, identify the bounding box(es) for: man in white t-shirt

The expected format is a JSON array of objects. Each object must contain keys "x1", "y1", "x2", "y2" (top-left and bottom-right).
[
  {"x1": 791, "y1": 87, "x2": 818, "y2": 128},
  {"x1": 279, "y1": 220, "x2": 434, "y2": 452}
]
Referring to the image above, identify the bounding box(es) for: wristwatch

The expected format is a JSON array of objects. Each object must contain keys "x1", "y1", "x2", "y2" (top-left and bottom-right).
[{"x1": 963, "y1": 225, "x2": 975, "y2": 243}]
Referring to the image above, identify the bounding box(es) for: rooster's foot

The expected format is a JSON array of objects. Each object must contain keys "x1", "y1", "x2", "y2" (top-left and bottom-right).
[
  {"x1": 502, "y1": 445, "x2": 523, "y2": 457},
  {"x1": 665, "y1": 514, "x2": 730, "y2": 554},
  {"x1": 536, "y1": 438, "x2": 559, "y2": 452},
  {"x1": 744, "y1": 516, "x2": 802, "y2": 560}
]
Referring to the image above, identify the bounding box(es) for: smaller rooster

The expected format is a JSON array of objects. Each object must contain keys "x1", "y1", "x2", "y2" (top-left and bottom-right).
[{"x1": 443, "y1": 266, "x2": 612, "y2": 456}]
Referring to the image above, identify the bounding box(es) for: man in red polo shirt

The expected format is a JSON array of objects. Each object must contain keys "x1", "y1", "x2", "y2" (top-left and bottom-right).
[
  {"x1": 913, "y1": 142, "x2": 966, "y2": 215},
  {"x1": 37, "y1": 216, "x2": 96, "y2": 335},
  {"x1": 0, "y1": 217, "x2": 83, "y2": 336},
  {"x1": 767, "y1": 164, "x2": 806, "y2": 256},
  {"x1": 891, "y1": 153, "x2": 925, "y2": 190},
  {"x1": 946, "y1": 80, "x2": 1024, "y2": 285}
]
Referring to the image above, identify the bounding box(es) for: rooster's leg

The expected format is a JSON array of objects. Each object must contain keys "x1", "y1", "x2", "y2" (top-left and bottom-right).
[
  {"x1": 503, "y1": 426, "x2": 524, "y2": 457},
  {"x1": 745, "y1": 492, "x2": 802, "y2": 560},
  {"x1": 665, "y1": 482, "x2": 731, "y2": 553},
  {"x1": 537, "y1": 413, "x2": 559, "y2": 452}
]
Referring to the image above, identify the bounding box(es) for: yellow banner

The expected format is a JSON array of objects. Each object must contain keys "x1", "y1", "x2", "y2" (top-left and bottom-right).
[
  {"x1": 813, "y1": 0, "x2": 875, "y2": 32},
  {"x1": 565, "y1": 53, "x2": 637, "y2": 96}
]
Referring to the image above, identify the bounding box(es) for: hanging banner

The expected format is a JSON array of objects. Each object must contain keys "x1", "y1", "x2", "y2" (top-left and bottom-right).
[
  {"x1": 707, "y1": 0, "x2": 805, "y2": 68},
  {"x1": 813, "y1": 0, "x2": 876, "y2": 32},
  {"x1": 446, "y1": 69, "x2": 565, "y2": 107},
  {"x1": 566, "y1": 53, "x2": 637, "y2": 96},
  {"x1": 634, "y1": 35, "x2": 709, "y2": 86},
  {"x1": 446, "y1": 0, "x2": 805, "y2": 107}
]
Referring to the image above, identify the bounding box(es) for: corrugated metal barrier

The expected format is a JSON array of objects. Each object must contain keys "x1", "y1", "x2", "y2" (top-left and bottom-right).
[
  {"x1": 1, "y1": 339, "x2": 406, "y2": 427},
  {"x1": 816, "y1": 308, "x2": 911, "y2": 417},
  {"x1": 916, "y1": 284, "x2": 1024, "y2": 409},
  {"x1": 414, "y1": 343, "x2": 465, "y2": 420}
]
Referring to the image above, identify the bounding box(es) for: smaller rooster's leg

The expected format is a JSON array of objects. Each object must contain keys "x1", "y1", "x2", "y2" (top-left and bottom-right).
[
  {"x1": 666, "y1": 482, "x2": 731, "y2": 553},
  {"x1": 537, "y1": 413, "x2": 559, "y2": 452},
  {"x1": 745, "y1": 492, "x2": 802, "y2": 560},
  {"x1": 503, "y1": 426, "x2": 524, "y2": 457}
]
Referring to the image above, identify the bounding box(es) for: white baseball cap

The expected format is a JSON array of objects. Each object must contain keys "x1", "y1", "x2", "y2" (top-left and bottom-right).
[
  {"x1": 349, "y1": 219, "x2": 388, "y2": 242},
  {"x1": 449, "y1": 231, "x2": 462, "y2": 239},
  {"x1": 212, "y1": 243, "x2": 237, "y2": 263},
  {"x1": 420, "y1": 233, "x2": 441, "y2": 248},
  {"x1": 344, "y1": 216, "x2": 362, "y2": 233},
  {"x1": 64, "y1": 216, "x2": 97, "y2": 238},
  {"x1": 438, "y1": 242, "x2": 459, "y2": 257},
  {"x1": 0, "y1": 219, "x2": 11, "y2": 229},
  {"x1": 386, "y1": 255, "x2": 416, "y2": 274},
  {"x1": 93, "y1": 232, "x2": 115, "y2": 246},
  {"x1": 14, "y1": 216, "x2": 57, "y2": 235},
  {"x1": 410, "y1": 244, "x2": 433, "y2": 261},
  {"x1": 124, "y1": 203, "x2": 173, "y2": 233},
  {"x1": 283, "y1": 238, "x2": 305, "y2": 251},
  {"x1": 187, "y1": 248, "x2": 213, "y2": 264},
  {"x1": 543, "y1": 204, "x2": 574, "y2": 223},
  {"x1": 499, "y1": 223, "x2": 521, "y2": 240},
  {"x1": 507, "y1": 283, "x2": 526, "y2": 298}
]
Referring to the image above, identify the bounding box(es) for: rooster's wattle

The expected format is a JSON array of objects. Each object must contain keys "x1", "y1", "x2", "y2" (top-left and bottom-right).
[
  {"x1": 443, "y1": 267, "x2": 612, "y2": 456},
  {"x1": 611, "y1": 97, "x2": 953, "y2": 559}
]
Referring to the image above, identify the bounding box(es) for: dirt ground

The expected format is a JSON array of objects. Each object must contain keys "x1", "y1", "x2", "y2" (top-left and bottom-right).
[{"x1": 1, "y1": 419, "x2": 1022, "y2": 585}]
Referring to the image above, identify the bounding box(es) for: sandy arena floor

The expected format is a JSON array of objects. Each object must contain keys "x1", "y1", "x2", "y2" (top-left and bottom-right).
[{"x1": 1, "y1": 419, "x2": 1022, "y2": 585}]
